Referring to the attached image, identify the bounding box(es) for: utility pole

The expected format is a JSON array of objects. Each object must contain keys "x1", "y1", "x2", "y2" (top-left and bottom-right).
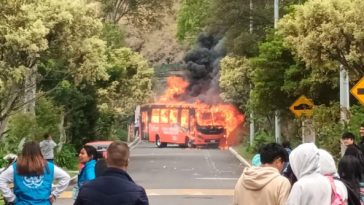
[
  {"x1": 249, "y1": 0, "x2": 255, "y2": 146},
  {"x1": 274, "y1": 0, "x2": 281, "y2": 143},
  {"x1": 340, "y1": 65, "x2": 350, "y2": 155}
]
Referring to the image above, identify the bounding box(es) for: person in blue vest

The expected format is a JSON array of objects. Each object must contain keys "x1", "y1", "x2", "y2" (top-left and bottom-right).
[
  {"x1": 74, "y1": 141, "x2": 148, "y2": 205},
  {"x1": 0, "y1": 141, "x2": 70, "y2": 204},
  {"x1": 73, "y1": 145, "x2": 97, "y2": 199}
]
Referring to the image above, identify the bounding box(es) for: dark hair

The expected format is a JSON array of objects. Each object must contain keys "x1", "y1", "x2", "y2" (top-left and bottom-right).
[
  {"x1": 259, "y1": 143, "x2": 288, "y2": 164},
  {"x1": 17, "y1": 141, "x2": 47, "y2": 176},
  {"x1": 106, "y1": 141, "x2": 129, "y2": 167},
  {"x1": 360, "y1": 123, "x2": 364, "y2": 128},
  {"x1": 342, "y1": 132, "x2": 355, "y2": 140},
  {"x1": 338, "y1": 155, "x2": 361, "y2": 203},
  {"x1": 282, "y1": 141, "x2": 291, "y2": 149},
  {"x1": 82, "y1": 145, "x2": 97, "y2": 161},
  {"x1": 344, "y1": 145, "x2": 364, "y2": 176},
  {"x1": 43, "y1": 133, "x2": 51, "y2": 139}
]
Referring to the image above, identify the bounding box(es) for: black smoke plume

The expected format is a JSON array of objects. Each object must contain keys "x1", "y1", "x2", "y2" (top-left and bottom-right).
[{"x1": 183, "y1": 33, "x2": 226, "y2": 104}]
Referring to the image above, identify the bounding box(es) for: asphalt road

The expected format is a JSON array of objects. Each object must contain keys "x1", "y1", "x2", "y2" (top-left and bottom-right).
[{"x1": 55, "y1": 141, "x2": 245, "y2": 205}]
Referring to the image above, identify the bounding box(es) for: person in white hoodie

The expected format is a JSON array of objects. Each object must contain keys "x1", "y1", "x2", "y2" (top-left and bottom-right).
[
  {"x1": 286, "y1": 143, "x2": 332, "y2": 205},
  {"x1": 319, "y1": 149, "x2": 348, "y2": 204},
  {"x1": 233, "y1": 143, "x2": 291, "y2": 205}
]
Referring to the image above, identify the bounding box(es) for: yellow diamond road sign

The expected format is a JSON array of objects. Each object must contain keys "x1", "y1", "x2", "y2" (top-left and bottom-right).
[
  {"x1": 289, "y1": 95, "x2": 314, "y2": 118},
  {"x1": 351, "y1": 76, "x2": 364, "y2": 105}
]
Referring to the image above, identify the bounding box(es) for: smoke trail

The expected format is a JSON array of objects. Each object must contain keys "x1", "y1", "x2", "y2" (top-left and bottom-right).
[{"x1": 183, "y1": 33, "x2": 226, "y2": 103}]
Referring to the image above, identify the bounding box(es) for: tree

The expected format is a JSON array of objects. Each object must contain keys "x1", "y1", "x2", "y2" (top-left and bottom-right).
[
  {"x1": 219, "y1": 56, "x2": 251, "y2": 111},
  {"x1": 97, "y1": 48, "x2": 153, "y2": 138},
  {"x1": 99, "y1": 0, "x2": 174, "y2": 26},
  {"x1": 177, "y1": 0, "x2": 210, "y2": 42},
  {"x1": 98, "y1": 48, "x2": 153, "y2": 117},
  {"x1": 0, "y1": 0, "x2": 108, "y2": 138},
  {"x1": 279, "y1": 0, "x2": 364, "y2": 80}
]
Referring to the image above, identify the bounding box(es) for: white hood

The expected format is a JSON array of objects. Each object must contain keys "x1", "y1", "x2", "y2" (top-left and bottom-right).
[
  {"x1": 318, "y1": 149, "x2": 337, "y2": 176},
  {"x1": 289, "y1": 143, "x2": 320, "y2": 179}
]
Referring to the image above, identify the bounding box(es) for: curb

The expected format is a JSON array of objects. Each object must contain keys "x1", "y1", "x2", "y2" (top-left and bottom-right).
[
  {"x1": 228, "y1": 147, "x2": 251, "y2": 167},
  {"x1": 128, "y1": 137, "x2": 141, "y2": 150}
]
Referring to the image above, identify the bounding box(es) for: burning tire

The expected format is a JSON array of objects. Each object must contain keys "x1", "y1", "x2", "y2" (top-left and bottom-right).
[{"x1": 156, "y1": 136, "x2": 167, "y2": 148}]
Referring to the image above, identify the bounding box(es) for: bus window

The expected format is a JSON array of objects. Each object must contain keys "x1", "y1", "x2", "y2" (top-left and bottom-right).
[
  {"x1": 169, "y1": 109, "x2": 178, "y2": 124},
  {"x1": 151, "y1": 109, "x2": 160, "y2": 123},
  {"x1": 181, "y1": 109, "x2": 189, "y2": 128},
  {"x1": 160, "y1": 109, "x2": 169, "y2": 123}
]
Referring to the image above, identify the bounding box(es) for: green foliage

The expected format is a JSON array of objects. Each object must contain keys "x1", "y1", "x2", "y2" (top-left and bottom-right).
[
  {"x1": 55, "y1": 144, "x2": 78, "y2": 170},
  {"x1": 6, "y1": 113, "x2": 37, "y2": 152},
  {"x1": 99, "y1": 0, "x2": 174, "y2": 27},
  {"x1": 313, "y1": 103, "x2": 343, "y2": 160},
  {"x1": 249, "y1": 32, "x2": 295, "y2": 115},
  {"x1": 279, "y1": 0, "x2": 364, "y2": 80},
  {"x1": 98, "y1": 48, "x2": 154, "y2": 117},
  {"x1": 251, "y1": 130, "x2": 275, "y2": 153},
  {"x1": 101, "y1": 23, "x2": 125, "y2": 49},
  {"x1": 347, "y1": 105, "x2": 364, "y2": 139},
  {"x1": 219, "y1": 56, "x2": 251, "y2": 111},
  {"x1": 35, "y1": 96, "x2": 62, "y2": 140},
  {"x1": 177, "y1": 0, "x2": 210, "y2": 42}
]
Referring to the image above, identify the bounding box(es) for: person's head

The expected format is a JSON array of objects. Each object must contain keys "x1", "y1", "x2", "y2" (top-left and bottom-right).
[
  {"x1": 289, "y1": 143, "x2": 320, "y2": 179},
  {"x1": 282, "y1": 141, "x2": 291, "y2": 149},
  {"x1": 259, "y1": 143, "x2": 288, "y2": 172},
  {"x1": 318, "y1": 149, "x2": 337, "y2": 176},
  {"x1": 106, "y1": 141, "x2": 129, "y2": 170},
  {"x1": 17, "y1": 141, "x2": 46, "y2": 176},
  {"x1": 43, "y1": 133, "x2": 51, "y2": 140},
  {"x1": 338, "y1": 155, "x2": 361, "y2": 181},
  {"x1": 79, "y1": 145, "x2": 97, "y2": 164},
  {"x1": 342, "y1": 132, "x2": 356, "y2": 146},
  {"x1": 360, "y1": 123, "x2": 364, "y2": 138}
]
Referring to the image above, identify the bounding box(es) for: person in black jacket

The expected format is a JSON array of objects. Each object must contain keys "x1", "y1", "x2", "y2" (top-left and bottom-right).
[{"x1": 74, "y1": 141, "x2": 149, "y2": 205}]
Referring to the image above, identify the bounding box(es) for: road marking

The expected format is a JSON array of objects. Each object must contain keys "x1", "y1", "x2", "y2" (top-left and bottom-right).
[{"x1": 59, "y1": 189, "x2": 234, "y2": 198}]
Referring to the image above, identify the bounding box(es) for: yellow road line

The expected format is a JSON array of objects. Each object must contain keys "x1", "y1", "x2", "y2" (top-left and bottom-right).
[{"x1": 59, "y1": 189, "x2": 234, "y2": 199}]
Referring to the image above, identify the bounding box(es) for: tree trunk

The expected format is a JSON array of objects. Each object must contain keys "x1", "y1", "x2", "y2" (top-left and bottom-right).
[
  {"x1": 24, "y1": 64, "x2": 37, "y2": 116},
  {"x1": 57, "y1": 111, "x2": 67, "y2": 153},
  {"x1": 0, "y1": 116, "x2": 9, "y2": 139}
]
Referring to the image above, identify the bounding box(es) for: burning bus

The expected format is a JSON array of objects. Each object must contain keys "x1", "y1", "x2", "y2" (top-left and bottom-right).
[{"x1": 140, "y1": 103, "x2": 226, "y2": 148}]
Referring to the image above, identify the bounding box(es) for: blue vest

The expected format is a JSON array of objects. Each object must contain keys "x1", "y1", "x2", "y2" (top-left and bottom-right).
[
  {"x1": 13, "y1": 162, "x2": 54, "y2": 205},
  {"x1": 77, "y1": 159, "x2": 96, "y2": 188}
]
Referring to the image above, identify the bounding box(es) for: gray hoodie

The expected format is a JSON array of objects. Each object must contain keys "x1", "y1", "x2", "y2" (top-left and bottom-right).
[{"x1": 286, "y1": 143, "x2": 331, "y2": 205}]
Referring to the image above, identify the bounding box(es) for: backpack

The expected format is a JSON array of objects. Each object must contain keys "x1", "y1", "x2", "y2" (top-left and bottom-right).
[{"x1": 326, "y1": 175, "x2": 345, "y2": 205}]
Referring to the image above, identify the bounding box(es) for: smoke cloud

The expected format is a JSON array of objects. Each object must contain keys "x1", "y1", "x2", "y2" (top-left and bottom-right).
[{"x1": 182, "y1": 33, "x2": 226, "y2": 104}]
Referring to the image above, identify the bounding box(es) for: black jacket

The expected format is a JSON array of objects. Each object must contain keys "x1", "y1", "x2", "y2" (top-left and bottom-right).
[{"x1": 74, "y1": 167, "x2": 149, "y2": 205}]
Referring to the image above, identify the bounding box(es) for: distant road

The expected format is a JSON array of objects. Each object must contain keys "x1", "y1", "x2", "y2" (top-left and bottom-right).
[{"x1": 55, "y1": 141, "x2": 246, "y2": 205}]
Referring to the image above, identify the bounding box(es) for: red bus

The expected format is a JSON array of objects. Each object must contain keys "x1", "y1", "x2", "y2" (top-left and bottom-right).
[{"x1": 140, "y1": 103, "x2": 225, "y2": 148}]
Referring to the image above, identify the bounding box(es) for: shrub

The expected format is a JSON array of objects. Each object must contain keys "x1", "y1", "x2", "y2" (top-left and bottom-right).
[{"x1": 55, "y1": 144, "x2": 78, "y2": 170}]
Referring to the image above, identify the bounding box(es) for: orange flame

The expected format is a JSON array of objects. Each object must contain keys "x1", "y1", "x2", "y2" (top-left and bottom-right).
[
  {"x1": 159, "y1": 76, "x2": 189, "y2": 102},
  {"x1": 156, "y1": 76, "x2": 245, "y2": 148}
]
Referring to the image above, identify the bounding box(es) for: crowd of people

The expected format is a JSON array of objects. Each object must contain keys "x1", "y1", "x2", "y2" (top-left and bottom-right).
[
  {"x1": 0, "y1": 133, "x2": 148, "y2": 205},
  {"x1": 234, "y1": 124, "x2": 364, "y2": 205},
  {"x1": 1, "y1": 125, "x2": 364, "y2": 205}
]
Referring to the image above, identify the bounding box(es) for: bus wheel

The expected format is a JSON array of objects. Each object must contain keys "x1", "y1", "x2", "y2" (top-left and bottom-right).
[
  {"x1": 156, "y1": 136, "x2": 163, "y2": 148},
  {"x1": 187, "y1": 138, "x2": 195, "y2": 148}
]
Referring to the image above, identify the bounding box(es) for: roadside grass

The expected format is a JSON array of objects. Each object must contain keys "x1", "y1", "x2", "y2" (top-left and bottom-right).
[{"x1": 234, "y1": 142, "x2": 254, "y2": 164}]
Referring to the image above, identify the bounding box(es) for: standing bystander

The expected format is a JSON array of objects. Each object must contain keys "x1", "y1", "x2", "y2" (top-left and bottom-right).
[
  {"x1": 233, "y1": 143, "x2": 291, "y2": 205},
  {"x1": 0, "y1": 141, "x2": 70, "y2": 204},
  {"x1": 358, "y1": 123, "x2": 364, "y2": 155},
  {"x1": 39, "y1": 133, "x2": 57, "y2": 163},
  {"x1": 286, "y1": 143, "x2": 332, "y2": 205},
  {"x1": 74, "y1": 141, "x2": 149, "y2": 205}
]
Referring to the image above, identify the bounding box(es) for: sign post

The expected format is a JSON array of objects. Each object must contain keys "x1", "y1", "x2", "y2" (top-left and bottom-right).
[{"x1": 289, "y1": 96, "x2": 315, "y2": 143}]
